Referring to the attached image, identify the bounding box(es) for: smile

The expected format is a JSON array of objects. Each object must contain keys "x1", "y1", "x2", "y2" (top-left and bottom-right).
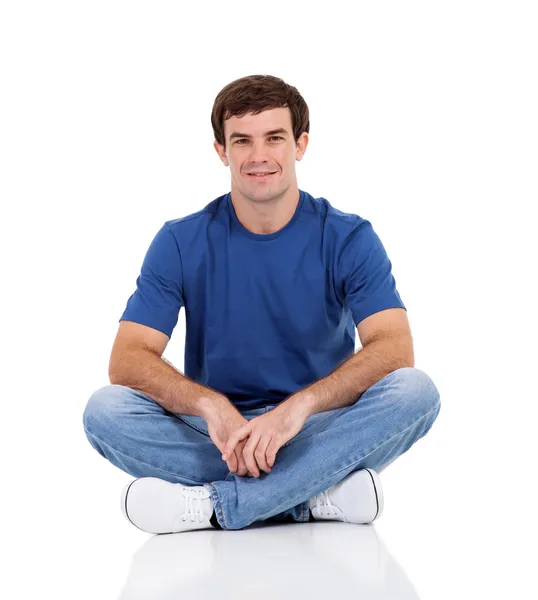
[{"x1": 247, "y1": 172, "x2": 276, "y2": 179}]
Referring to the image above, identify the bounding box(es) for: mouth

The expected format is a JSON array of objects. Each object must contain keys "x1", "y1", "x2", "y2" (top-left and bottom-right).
[{"x1": 246, "y1": 171, "x2": 277, "y2": 180}]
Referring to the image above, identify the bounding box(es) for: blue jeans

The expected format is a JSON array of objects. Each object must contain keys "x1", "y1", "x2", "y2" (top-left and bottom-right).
[{"x1": 82, "y1": 367, "x2": 441, "y2": 530}]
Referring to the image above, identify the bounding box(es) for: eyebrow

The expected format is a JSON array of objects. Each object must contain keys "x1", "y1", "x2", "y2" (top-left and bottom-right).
[{"x1": 229, "y1": 128, "x2": 289, "y2": 141}]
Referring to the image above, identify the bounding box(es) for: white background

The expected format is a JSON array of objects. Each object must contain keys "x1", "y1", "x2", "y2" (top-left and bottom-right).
[{"x1": 1, "y1": 1, "x2": 537, "y2": 598}]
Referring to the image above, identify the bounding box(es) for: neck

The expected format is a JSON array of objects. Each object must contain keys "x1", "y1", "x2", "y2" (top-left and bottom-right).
[{"x1": 230, "y1": 184, "x2": 300, "y2": 235}]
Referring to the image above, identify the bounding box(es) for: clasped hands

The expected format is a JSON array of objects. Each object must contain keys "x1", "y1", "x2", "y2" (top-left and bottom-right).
[{"x1": 221, "y1": 398, "x2": 309, "y2": 478}]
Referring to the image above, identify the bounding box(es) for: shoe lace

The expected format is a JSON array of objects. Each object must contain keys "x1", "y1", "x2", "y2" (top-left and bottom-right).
[
  {"x1": 179, "y1": 487, "x2": 208, "y2": 523},
  {"x1": 315, "y1": 490, "x2": 339, "y2": 517}
]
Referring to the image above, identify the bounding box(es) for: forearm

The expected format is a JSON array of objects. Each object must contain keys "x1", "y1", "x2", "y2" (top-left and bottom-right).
[
  {"x1": 109, "y1": 348, "x2": 230, "y2": 418},
  {"x1": 289, "y1": 336, "x2": 414, "y2": 417}
]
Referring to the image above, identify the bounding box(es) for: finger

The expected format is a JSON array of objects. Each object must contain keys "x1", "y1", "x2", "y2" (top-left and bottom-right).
[
  {"x1": 236, "y1": 441, "x2": 249, "y2": 476},
  {"x1": 242, "y1": 433, "x2": 263, "y2": 477},
  {"x1": 227, "y1": 447, "x2": 238, "y2": 473},
  {"x1": 255, "y1": 436, "x2": 273, "y2": 473},
  {"x1": 266, "y1": 438, "x2": 281, "y2": 468},
  {"x1": 230, "y1": 441, "x2": 244, "y2": 476},
  {"x1": 227, "y1": 455, "x2": 238, "y2": 473},
  {"x1": 222, "y1": 439, "x2": 237, "y2": 461},
  {"x1": 223, "y1": 435, "x2": 238, "y2": 471},
  {"x1": 227, "y1": 441, "x2": 248, "y2": 476},
  {"x1": 222, "y1": 425, "x2": 250, "y2": 460}
]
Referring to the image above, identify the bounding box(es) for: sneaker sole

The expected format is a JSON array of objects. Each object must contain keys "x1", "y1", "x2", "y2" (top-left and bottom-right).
[
  {"x1": 364, "y1": 468, "x2": 384, "y2": 522},
  {"x1": 121, "y1": 479, "x2": 147, "y2": 533}
]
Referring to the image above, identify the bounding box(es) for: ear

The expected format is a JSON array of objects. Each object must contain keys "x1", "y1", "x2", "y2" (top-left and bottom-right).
[
  {"x1": 296, "y1": 131, "x2": 309, "y2": 161},
  {"x1": 213, "y1": 140, "x2": 229, "y2": 166}
]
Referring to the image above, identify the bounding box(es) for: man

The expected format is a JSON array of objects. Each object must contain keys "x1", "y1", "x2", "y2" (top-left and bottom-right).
[{"x1": 82, "y1": 74, "x2": 441, "y2": 534}]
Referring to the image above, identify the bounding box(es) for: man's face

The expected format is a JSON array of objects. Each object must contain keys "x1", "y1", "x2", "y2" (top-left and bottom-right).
[{"x1": 214, "y1": 106, "x2": 308, "y2": 203}]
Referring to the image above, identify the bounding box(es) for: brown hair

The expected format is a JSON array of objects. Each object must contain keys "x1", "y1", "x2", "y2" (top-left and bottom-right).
[{"x1": 211, "y1": 74, "x2": 310, "y2": 149}]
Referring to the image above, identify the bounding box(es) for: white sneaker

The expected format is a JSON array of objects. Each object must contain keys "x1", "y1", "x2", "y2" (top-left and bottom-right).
[
  {"x1": 121, "y1": 477, "x2": 217, "y2": 534},
  {"x1": 308, "y1": 468, "x2": 384, "y2": 524}
]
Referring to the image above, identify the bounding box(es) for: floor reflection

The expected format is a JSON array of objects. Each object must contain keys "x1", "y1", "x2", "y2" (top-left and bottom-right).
[{"x1": 118, "y1": 521, "x2": 420, "y2": 599}]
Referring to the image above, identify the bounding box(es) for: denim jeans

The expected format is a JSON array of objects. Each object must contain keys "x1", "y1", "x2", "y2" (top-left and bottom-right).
[{"x1": 82, "y1": 367, "x2": 441, "y2": 530}]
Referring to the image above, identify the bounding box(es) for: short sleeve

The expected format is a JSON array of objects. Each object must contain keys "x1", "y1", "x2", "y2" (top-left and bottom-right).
[
  {"x1": 119, "y1": 222, "x2": 184, "y2": 338},
  {"x1": 339, "y1": 219, "x2": 406, "y2": 326}
]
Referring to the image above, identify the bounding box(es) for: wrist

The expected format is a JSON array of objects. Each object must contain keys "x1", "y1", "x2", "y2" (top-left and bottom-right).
[
  {"x1": 198, "y1": 393, "x2": 232, "y2": 421},
  {"x1": 283, "y1": 390, "x2": 314, "y2": 419}
]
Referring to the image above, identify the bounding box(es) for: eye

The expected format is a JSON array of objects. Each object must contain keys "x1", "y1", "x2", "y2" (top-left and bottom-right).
[{"x1": 235, "y1": 136, "x2": 283, "y2": 145}]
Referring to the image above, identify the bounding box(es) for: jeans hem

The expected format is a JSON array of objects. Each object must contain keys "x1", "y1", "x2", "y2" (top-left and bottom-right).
[{"x1": 204, "y1": 482, "x2": 227, "y2": 529}]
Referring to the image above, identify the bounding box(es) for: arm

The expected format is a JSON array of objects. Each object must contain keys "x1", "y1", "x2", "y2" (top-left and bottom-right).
[
  {"x1": 287, "y1": 217, "x2": 413, "y2": 418},
  {"x1": 286, "y1": 308, "x2": 414, "y2": 417},
  {"x1": 222, "y1": 310, "x2": 413, "y2": 476},
  {"x1": 112, "y1": 222, "x2": 232, "y2": 419},
  {"x1": 109, "y1": 320, "x2": 230, "y2": 418}
]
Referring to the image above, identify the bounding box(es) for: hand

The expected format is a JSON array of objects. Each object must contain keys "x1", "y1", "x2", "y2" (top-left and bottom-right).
[
  {"x1": 229, "y1": 438, "x2": 254, "y2": 477},
  {"x1": 204, "y1": 402, "x2": 258, "y2": 477},
  {"x1": 221, "y1": 400, "x2": 309, "y2": 477}
]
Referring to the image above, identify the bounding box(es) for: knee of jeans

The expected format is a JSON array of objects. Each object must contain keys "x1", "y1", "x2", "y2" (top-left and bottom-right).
[
  {"x1": 82, "y1": 383, "x2": 130, "y2": 435},
  {"x1": 394, "y1": 367, "x2": 441, "y2": 417}
]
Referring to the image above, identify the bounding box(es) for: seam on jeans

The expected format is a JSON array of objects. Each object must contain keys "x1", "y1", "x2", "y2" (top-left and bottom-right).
[
  {"x1": 264, "y1": 403, "x2": 440, "y2": 521},
  {"x1": 206, "y1": 482, "x2": 228, "y2": 529},
  {"x1": 174, "y1": 415, "x2": 209, "y2": 436},
  {"x1": 84, "y1": 427, "x2": 205, "y2": 485}
]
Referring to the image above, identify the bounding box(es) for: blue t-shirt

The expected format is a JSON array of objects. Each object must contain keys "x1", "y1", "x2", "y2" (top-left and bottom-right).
[{"x1": 119, "y1": 189, "x2": 406, "y2": 410}]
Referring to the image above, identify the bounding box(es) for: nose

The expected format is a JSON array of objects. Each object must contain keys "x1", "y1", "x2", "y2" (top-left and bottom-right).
[{"x1": 247, "y1": 139, "x2": 274, "y2": 164}]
